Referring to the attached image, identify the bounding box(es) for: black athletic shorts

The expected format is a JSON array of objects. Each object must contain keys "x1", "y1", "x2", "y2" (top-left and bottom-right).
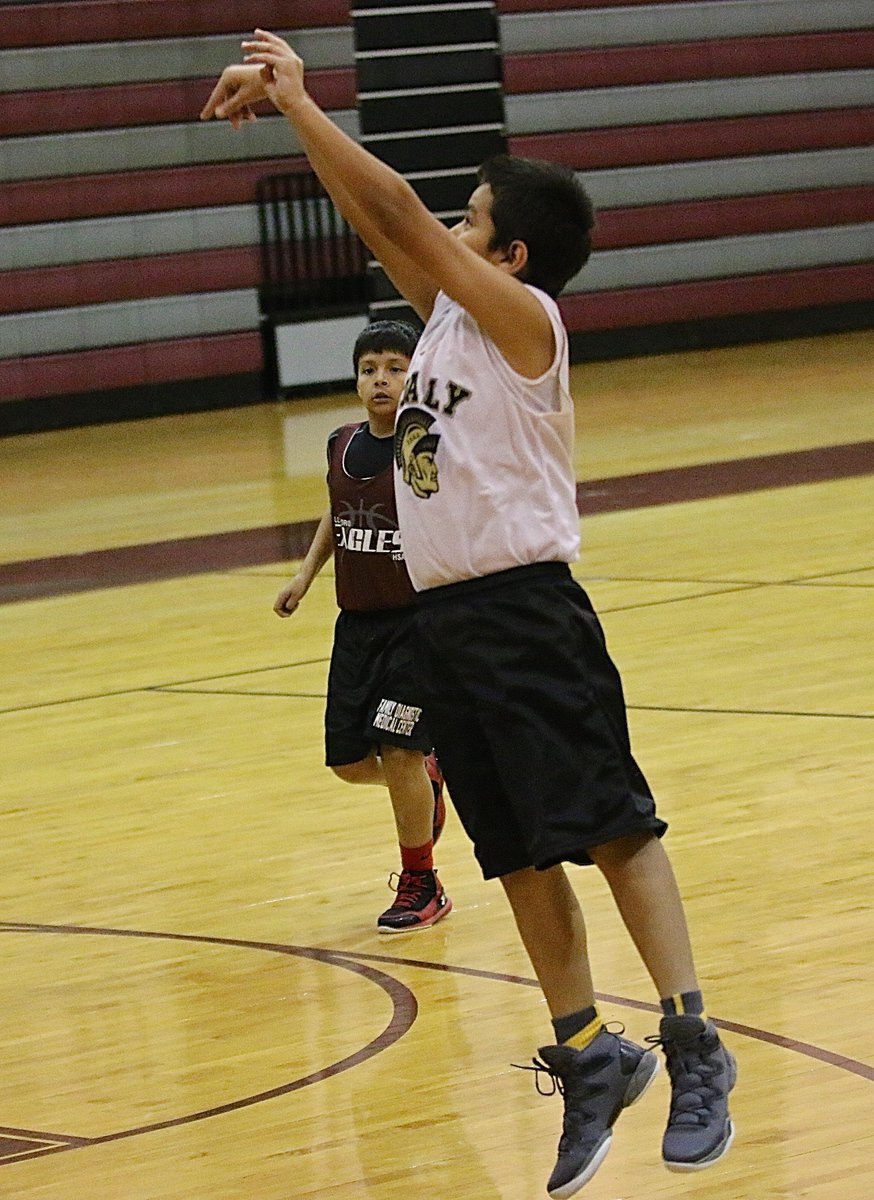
[
  {"x1": 413, "y1": 562, "x2": 667, "y2": 879},
  {"x1": 325, "y1": 607, "x2": 433, "y2": 767}
]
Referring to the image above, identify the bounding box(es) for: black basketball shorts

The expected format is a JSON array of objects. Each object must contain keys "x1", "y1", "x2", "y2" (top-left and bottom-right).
[
  {"x1": 325, "y1": 606, "x2": 433, "y2": 767},
  {"x1": 413, "y1": 562, "x2": 667, "y2": 879}
]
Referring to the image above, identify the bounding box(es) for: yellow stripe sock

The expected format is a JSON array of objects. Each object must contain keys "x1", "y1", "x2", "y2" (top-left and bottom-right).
[
  {"x1": 665, "y1": 991, "x2": 707, "y2": 1021},
  {"x1": 565, "y1": 1010, "x2": 603, "y2": 1051}
]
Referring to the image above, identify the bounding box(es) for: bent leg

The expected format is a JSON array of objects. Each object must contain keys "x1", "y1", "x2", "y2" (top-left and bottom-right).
[
  {"x1": 331, "y1": 750, "x2": 385, "y2": 787},
  {"x1": 376, "y1": 744, "x2": 451, "y2": 934},
  {"x1": 380, "y1": 743, "x2": 434, "y2": 848}
]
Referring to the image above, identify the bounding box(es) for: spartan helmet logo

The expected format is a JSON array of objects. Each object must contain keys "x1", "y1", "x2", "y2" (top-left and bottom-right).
[{"x1": 395, "y1": 408, "x2": 440, "y2": 499}]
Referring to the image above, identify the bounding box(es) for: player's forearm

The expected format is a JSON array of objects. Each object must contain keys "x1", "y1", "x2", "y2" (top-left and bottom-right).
[
  {"x1": 280, "y1": 93, "x2": 423, "y2": 255},
  {"x1": 297, "y1": 509, "x2": 334, "y2": 586}
]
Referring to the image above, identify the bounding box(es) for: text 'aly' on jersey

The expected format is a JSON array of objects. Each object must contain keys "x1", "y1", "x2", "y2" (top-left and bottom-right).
[{"x1": 393, "y1": 288, "x2": 581, "y2": 592}]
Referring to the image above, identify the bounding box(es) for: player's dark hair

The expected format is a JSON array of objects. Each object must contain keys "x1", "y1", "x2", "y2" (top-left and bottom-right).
[
  {"x1": 353, "y1": 320, "x2": 420, "y2": 371},
  {"x1": 476, "y1": 155, "x2": 595, "y2": 298}
]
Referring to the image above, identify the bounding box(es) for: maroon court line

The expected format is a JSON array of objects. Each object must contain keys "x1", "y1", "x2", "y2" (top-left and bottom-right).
[
  {"x1": 326, "y1": 947, "x2": 874, "y2": 1084},
  {"x1": 576, "y1": 439, "x2": 873, "y2": 513},
  {"x1": 0, "y1": 521, "x2": 321, "y2": 605},
  {"x1": 2, "y1": 441, "x2": 871, "y2": 605},
  {"x1": 0, "y1": 923, "x2": 417, "y2": 1162}
]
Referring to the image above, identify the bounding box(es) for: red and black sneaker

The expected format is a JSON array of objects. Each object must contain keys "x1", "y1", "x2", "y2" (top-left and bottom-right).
[
  {"x1": 424, "y1": 752, "x2": 446, "y2": 845},
  {"x1": 377, "y1": 868, "x2": 452, "y2": 934}
]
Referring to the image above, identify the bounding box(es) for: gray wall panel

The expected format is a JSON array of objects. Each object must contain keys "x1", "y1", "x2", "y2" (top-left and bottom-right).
[
  {"x1": 276, "y1": 313, "x2": 370, "y2": 388},
  {"x1": 0, "y1": 110, "x2": 359, "y2": 182},
  {"x1": 0, "y1": 28, "x2": 354, "y2": 93},
  {"x1": 500, "y1": 0, "x2": 874, "y2": 54},
  {"x1": 567, "y1": 223, "x2": 874, "y2": 293},
  {"x1": 506, "y1": 71, "x2": 874, "y2": 135},
  {"x1": 581, "y1": 147, "x2": 874, "y2": 208},
  {"x1": 1, "y1": 289, "x2": 260, "y2": 359},
  {"x1": 0, "y1": 206, "x2": 260, "y2": 270}
]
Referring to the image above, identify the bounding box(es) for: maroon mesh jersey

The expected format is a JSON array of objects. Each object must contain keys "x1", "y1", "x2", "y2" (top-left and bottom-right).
[{"x1": 329, "y1": 423, "x2": 416, "y2": 611}]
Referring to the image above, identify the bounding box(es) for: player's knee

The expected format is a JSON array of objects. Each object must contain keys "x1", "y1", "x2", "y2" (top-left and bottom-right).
[
  {"x1": 379, "y1": 743, "x2": 421, "y2": 775},
  {"x1": 589, "y1": 831, "x2": 656, "y2": 875},
  {"x1": 331, "y1": 760, "x2": 370, "y2": 785}
]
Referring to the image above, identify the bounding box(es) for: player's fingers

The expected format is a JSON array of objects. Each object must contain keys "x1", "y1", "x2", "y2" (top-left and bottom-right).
[
  {"x1": 215, "y1": 79, "x2": 263, "y2": 119},
  {"x1": 274, "y1": 591, "x2": 295, "y2": 615},
  {"x1": 252, "y1": 28, "x2": 288, "y2": 46},
  {"x1": 242, "y1": 52, "x2": 284, "y2": 69},
  {"x1": 199, "y1": 79, "x2": 227, "y2": 120},
  {"x1": 243, "y1": 35, "x2": 296, "y2": 61},
  {"x1": 227, "y1": 107, "x2": 255, "y2": 131},
  {"x1": 242, "y1": 38, "x2": 290, "y2": 56}
]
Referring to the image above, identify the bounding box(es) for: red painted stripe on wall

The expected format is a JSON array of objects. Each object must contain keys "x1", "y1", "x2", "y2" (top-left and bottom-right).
[
  {"x1": 593, "y1": 185, "x2": 874, "y2": 250},
  {"x1": 0, "y1": 332, "x2": 263, "y2": 404},
  {"x1": 504, "y1": 32, "x2": 874, "y2": 93},
  {"x1": 560, "y1": 263, "x2": 874, "y2": 332},
  {"x1": 4, "y1": 72, "x2": 356, "y2": 138},
  {"x1": 0, "y1": 247, "x2": 262, "y2": 316},
  {"x1": 510, "y1": 107, "x2": 874, "y2": 168},
  {"x1": 1, "y1": 1, "x2": 350, "y2": 49},
  {"x1": 0, "y1": 157, "x2": 310, "y2": 227}
]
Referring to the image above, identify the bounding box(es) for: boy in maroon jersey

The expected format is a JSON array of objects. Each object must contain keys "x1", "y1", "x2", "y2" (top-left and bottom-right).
[{"x1": 273, "y1": 321, "x2": 450, "y2": 933}]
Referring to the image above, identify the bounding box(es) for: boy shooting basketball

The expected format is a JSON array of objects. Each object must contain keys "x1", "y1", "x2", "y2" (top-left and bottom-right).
[{"x1": 203, "y1": 31, "x2": 735, "y2": 1195}]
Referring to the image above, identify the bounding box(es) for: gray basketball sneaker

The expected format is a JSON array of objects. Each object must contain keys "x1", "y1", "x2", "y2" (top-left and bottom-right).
[
  {"x1": 523, "y1": 1028, "x2": 660, "y2": 1198},
  {"x1": 655, "y1": 1014, "x2": 737, "y2": 1171}
]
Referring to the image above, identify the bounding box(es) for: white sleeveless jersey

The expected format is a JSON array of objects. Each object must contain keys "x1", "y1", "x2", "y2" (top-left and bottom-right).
[{"x1": 394, "y1": 286, "x2": 580, "y2": 591}]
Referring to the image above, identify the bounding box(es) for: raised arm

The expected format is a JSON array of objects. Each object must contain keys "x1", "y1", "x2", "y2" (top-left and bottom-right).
[
  {"x1": 201, "y1": 49, "x2": 438, "y2": 322},
  {"x1": 201, "y1": 32, "x2": 554, "y2": 375}
]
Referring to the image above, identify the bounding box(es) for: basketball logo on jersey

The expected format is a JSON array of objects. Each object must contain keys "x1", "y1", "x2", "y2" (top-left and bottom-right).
[{"x1": 395, "y1": 409, "x2": 440, "y2": 499}]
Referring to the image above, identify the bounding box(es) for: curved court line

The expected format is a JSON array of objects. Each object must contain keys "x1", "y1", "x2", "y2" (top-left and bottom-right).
[
  {"x1": 326, "y1": 946, "x2": 874, "y2": 1083},
  {"x1": 0, "y1": 922, "x2": 417, "y2": 1163}
]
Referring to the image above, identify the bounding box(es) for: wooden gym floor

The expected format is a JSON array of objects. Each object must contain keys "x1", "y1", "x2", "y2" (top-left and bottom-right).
[{"x1": 0, "y1": 330, "x2": 872, "y2": 1199}]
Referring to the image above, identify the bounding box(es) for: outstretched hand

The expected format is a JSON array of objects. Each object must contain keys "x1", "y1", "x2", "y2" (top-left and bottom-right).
[{"x1": 200, "y1": 29, "x2": 305, "y2": 126}]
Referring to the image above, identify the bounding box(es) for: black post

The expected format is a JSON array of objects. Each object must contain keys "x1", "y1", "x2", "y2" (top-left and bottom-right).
[{"x1": 352, "y1": 0, "x2": 508, "y2": 323}]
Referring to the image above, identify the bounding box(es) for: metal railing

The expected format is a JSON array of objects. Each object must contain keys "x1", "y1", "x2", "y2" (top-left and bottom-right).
[{"x1": 256, "y1": 169, "x2": 370, "y2": 319}]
